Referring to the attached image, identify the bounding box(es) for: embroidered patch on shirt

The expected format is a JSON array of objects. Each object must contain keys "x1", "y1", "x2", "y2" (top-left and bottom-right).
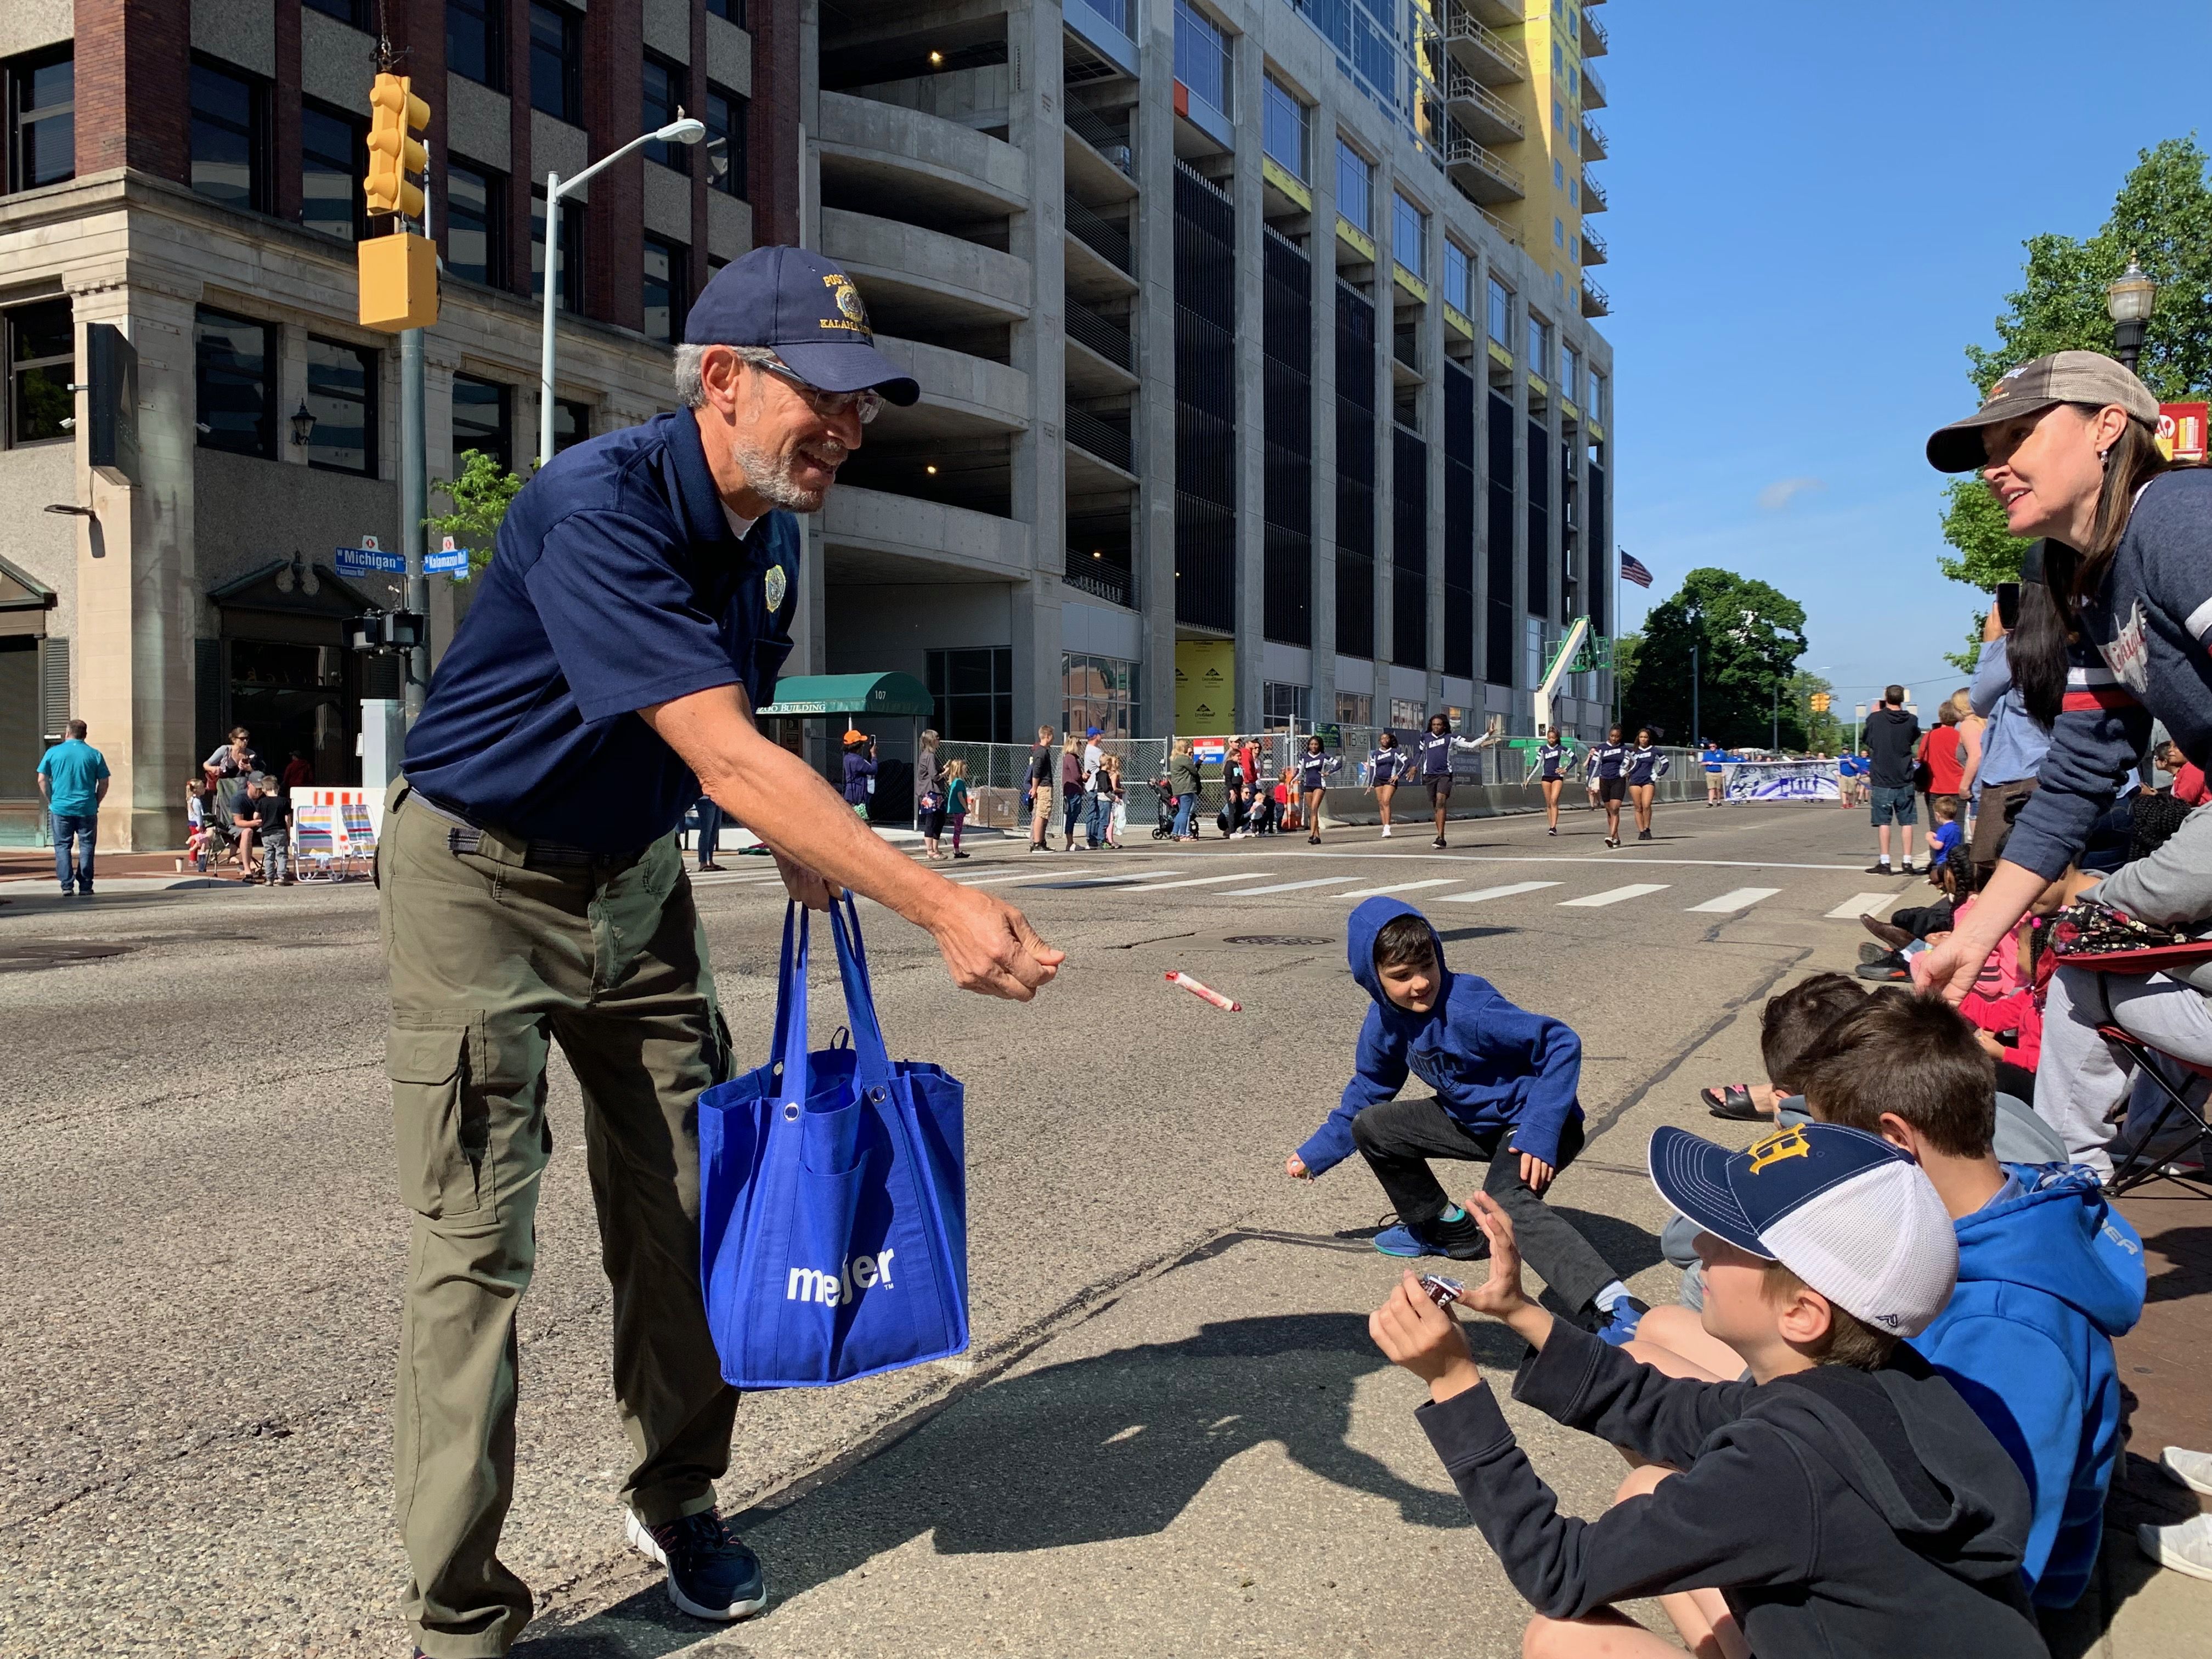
[{"x1": 2103, "y1": 599, "x2": 2152, "y2": 694}]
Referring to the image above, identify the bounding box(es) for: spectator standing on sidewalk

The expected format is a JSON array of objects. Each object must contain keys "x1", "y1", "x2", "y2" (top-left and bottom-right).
[
  {"x1": 1060, "y1": 735, "x2": 1086, "y2": 849},
  {"x1": 841, "y1": 730, "x2": 877, "y2": 820},
  {"x1": 1862, "y1": 685, "x2": 1922, "y2": 875},
  {"x1": 1167, "y1": 738, "x2": 1201, "y2": 841},
  {"x1": 1968, "y1": 581, "x2": 2054, "y2": 881},
  {"x1": 941, "y1": 760, "x2": 971, "y2": 860},
  {"x1": 282, "y1": 748, "x2": 315, "y2": 792},
  {"x1": 916, "y1": 729, "x2": 946, "y2": 860},
  {"x1": 1026, "y1": 725, "x2": 1057, "y2": 853},
  {"x1": 252, "y1": 776, "x2": 295, "y2": 886},
  {"x1": 36, "y1": 719, "x2": 109, "y2": 898},
  {"x1": 1084, "y1": 739, "x2": 1115, "y2": 850},
  {"x1": 1918, "y1": 699, "x2": 1967, "y2": 825},
  {"x1": 692, "y1": 796, "x2": 726, "y2": 871}
]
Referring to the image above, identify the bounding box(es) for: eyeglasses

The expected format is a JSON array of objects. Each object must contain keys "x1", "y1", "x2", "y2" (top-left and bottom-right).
[{"x1": 753, "y1": 357, "x2": 884, "y2": 425}]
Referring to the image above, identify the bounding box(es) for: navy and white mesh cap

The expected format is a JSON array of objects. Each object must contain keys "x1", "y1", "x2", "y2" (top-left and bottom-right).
[
  {"x1": 1648, "y1": 1122, "x2": 1957, "y2": 1337},
  {"x1": 684, "y1": 245, "x2": 919, "y2": 405}
]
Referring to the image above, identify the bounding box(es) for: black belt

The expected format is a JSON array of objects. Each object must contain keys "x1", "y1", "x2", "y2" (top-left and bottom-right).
[{"x1": 410, "y1": 791, "x2": 647, "y2": 868}]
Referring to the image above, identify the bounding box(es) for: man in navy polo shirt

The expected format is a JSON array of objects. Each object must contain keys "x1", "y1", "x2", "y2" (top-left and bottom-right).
[{"x1": 383, "y1": 245, "x2": 1063, "y2": 1658}]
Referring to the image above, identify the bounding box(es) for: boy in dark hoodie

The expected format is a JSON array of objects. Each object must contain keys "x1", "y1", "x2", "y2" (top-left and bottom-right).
[
  {"x1": 1288, "y1": 898, "x2": 1644, "y2": 1339},
  {"x1": 1796, "y1": 990, "x2": 2145, "y2": 1607},
  {"x1": 1370, "y1": 1124, "x2": 2043, "y2": 1659}
]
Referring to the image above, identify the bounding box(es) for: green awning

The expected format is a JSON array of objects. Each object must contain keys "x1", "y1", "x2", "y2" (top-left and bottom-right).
[{"x1": 757, "y1": 672, "x2": 934, "y2": 719}]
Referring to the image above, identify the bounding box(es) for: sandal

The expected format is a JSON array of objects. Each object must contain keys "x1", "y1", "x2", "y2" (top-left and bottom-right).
[{"x1": 1700, "y1": 1084, "x2": 1765, "y2": 1121}]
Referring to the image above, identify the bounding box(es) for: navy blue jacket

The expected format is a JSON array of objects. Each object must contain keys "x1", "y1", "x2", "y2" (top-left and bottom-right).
[
  {"x1": 1626, "y1": 746, "x2": 1668, "y2": 786},
  {"x1": 1368, "y1": 743, "x2": 1412, "y2": 785},
  {"x1": 1296, "y1": 898, "x2": 1584, "y2": 1173}
]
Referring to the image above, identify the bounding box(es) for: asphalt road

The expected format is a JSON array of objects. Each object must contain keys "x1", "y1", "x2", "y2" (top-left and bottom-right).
[{"x1": 0, "y1": 799, "x2": 2177, "y2": 1657}]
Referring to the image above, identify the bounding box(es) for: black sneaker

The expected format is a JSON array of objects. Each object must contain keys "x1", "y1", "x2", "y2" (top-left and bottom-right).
[
  {"x1": 1432, "y1": 836, "x2": 1448, "y2": 849},
  {"x1": 1638, "y1": 829, "x2": 1652, "y2": 842},
  {"x1": 626, "y1": 1507, "x2": 766, "y2": 1621},
  {"x1": 1864, "y1": 860, "x2": 1894, "y2": 875}
]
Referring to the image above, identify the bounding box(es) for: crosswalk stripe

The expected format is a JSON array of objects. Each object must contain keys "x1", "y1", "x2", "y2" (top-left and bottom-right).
[
  {"x1": 1687, "y1": 886, "x2": 1781, "y2": 914},
  {"x1": 1560, "y1": 883, "x2": 1671, "y2": 908},
  {"x1": 1113, "y1": 872, "x2": 1273, "y2": 893},
  {"x1": 1030, "y1": 870, "x2": 1188, "y2": 890},
  {"x1": 1335, "y1": 877, "x2": 1462, "y2": 900},
  {"x1": 1223, "y1": 876, "x2": 1361, "y2": 896},
  {"x1": 1435, "y1": 881, "x2": 1563, "y2": 904},
  {"x1": 1825, "y1": 890, "x2": 1905, "y2": 919}
]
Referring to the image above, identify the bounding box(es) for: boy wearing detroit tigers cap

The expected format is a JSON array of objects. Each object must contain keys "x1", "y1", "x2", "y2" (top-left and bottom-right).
[{"x1": 1369, "y1": 1123, "x2": 2042, "y2": 1659}]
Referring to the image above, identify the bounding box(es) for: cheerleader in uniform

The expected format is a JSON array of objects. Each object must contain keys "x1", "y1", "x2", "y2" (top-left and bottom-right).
[
  {"x1": 1367, "y1": 729, "x2": 1411, "y2": 837},
  {"x1": 1526, "y1": 726, "x2": 1576, "y2": 836},
  {"x1": 1626, "y1": 727, "x2": 1672, "y2": 842},
  {"x1": 1296, "y1": 735, "x2": 1342, "y2": 844},
  {"x1": 1414, "y1": 714, "x2": 1499, "y2": 849},
  {"x1": 1590, "y1": 726, "x2": 1629, "y2": 848}
]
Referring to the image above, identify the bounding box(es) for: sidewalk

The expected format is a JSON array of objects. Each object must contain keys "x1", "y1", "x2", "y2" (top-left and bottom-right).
[{"x1": 0, "y1": 845, "x2": 247, "y2": 886}]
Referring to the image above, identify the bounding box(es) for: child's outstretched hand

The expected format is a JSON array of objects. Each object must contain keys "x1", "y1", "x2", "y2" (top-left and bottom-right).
[
  {"x1": 1369, "y1": 1272, "x2": 1481, "y2": 1402},
  {"x1": 1285, "y1": 1154, "x2": 1312, "y2": 1181},
  {"x1": 1455, "y1": 1193, "x2": 1532, "y2": 1319}
]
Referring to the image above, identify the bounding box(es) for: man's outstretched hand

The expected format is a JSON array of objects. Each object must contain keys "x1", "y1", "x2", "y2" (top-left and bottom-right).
[
  {"x1": 1370, "y1": 1272, "x2": 1482, "y2": 1403},
  {"x1": 926, "y1": 880, "x2": 1064, "y2": 1001}
]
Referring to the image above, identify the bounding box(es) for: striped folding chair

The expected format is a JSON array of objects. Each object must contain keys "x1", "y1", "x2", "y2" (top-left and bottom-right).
[
  {"x1": 338, "y1": 800, "x2": 379, "y2": 881},
  {"x1": 293, "y1": 806, "x2": 340, "y2": 880}
]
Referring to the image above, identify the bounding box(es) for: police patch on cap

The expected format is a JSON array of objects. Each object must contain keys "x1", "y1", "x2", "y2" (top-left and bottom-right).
[{"x1": 826, "y1": 273, "x2": 870, "y2": 333}]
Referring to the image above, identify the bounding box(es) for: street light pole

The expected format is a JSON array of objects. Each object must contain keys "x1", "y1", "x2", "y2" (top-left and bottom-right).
[
  {"x1": 1690, "y1": 639, "x2": 1699, "y2": 748},
  {"x1": 2106, "y1": 255, "x2": 2156, "y2": 377},
  {"x1": 537, "y1": 117, "x2": 706, "y2": 467}
]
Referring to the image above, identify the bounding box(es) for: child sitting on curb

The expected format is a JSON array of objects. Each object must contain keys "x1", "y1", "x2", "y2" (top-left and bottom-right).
[{"x1": 1369, "y1": 1125, "x2": 2041, "y2": 1658}]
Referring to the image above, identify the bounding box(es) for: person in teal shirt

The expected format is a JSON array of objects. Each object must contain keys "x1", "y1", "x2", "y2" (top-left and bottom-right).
[{"x1": 37, "y1": 720, "x2": 110, "y2": 896}]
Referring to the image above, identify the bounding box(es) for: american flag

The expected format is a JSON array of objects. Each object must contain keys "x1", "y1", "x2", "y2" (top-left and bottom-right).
[{"x1": 1620, "y1": 551, "x2": 1654, "y2": 589}]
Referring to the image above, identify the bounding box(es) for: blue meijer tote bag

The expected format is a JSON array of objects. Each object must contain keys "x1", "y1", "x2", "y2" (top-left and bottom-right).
[{"x1": 697, "y1": 896, "x2": 969, "y2": 1388}]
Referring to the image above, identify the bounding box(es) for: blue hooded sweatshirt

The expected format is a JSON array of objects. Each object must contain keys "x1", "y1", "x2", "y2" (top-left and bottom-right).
[
  {"x1": 1908, "y1": 1163, "x2": 2145, "y2": 1609},
  {"x1": 1296, "y1": 898, "x2": 1583, "y2": 1176}
]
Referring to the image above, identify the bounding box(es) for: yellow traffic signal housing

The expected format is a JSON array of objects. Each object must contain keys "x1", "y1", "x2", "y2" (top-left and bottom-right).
[
  {"x1": 366, "y1": 72, "x2": 430, "y2": 219},
  {"x1": 359, "y1": 232, "x2": 439, "y2": 330}
]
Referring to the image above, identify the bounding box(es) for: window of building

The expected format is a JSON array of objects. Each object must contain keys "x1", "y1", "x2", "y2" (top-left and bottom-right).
[
  {"x1": 642, "y1": 53, "x2": 689, "y2": 173},
  {"x1": 1392, "y1": 191, "x2": 1425, "y2": 276},
  {"x1": 300, "y1": 101, "x2": 365, "y2": 240},
  {"x1": 4, "y1": 298, "x2": 71, "y2": 449},
  {"x1": 531, "y1": 186, "x2": 583, "y2": 311},
  {"x1": 1261, "y1": 75, "x2": 1307, "y2": 180},
  {"x1": 1173, "y1": 0, "x2": 1232, "y2": 122},
  {"x1": 1335, "y1": 689, "x2": 1372, "y2": 725},
  {"x1": 1553, "y1": 216, "x2": 1565, "y2": 249},
  {"x1": 304, "y1": 0, "x2": 369, "y2": 24},
  {"x1": 7, "y1": 48, "x2": 73, "y2": 194},
  {"x1": 1335, "y1": 137, "x2": 1371, "y2": 233},
  {"x1": 1568, "y1": 176, "x2": 1579, "y2": 208},
  {"x1": 1552, "y1": 40, "x2": 1564, "y2": 76},
  {"x1": 1062, "y1": 652, "x2": 1137, "y2": 739},
  {"x1": 529, "y1": 2, "x2": 582, "y2": 124},
  {"x1": 1262, "y1": 681, "x2": 1309, "y2": 729},
  {"x1": 1561, "y1": 343, "x2": 1579, "y2": 405},
  {"x1": 1486, "y1": 275, "x2": 1511, "y2": 346},
  {"x1": 1527, "y1": 312, "x2": 1551, "y2": 377},
  {"x1": 704, "y1": 0, "x2": 746, "y2": 21},
  {"x1": 1567, "y1": 65, "x2": 1578, "y2": 100},
  {"x1": 189, "y1": 58, "x2": 268, "y2": 213},
  {"x1": 1588, "y1": 370, "x2": 1605, "y2": 424},
  {"x1": 926, "y1": 647, "x2": 1014, "y2": 743},
  {"x1": 642, "y1": 236, "x2": 690, "y2": 344},
  {"x1": 706, "y1": 84, "x2": 747, "y2": 198},
  {"x1": 447, "y1": 0, "x2": 506, "y2": 91},
  {"x1": 450, "y1": 373, "x2": 512, "y2": 474},
  {"x1": 444, "y1": 157, "x2": 505, "y2": 286},
  {"x1": 1525, "y1": 615, "x2": 1544, "y2": 691},
  {"x1": 1443, "y1": 241, "x2": 1472, "y2": 316},
  {"x1": 554, "y1": 397, "x2": 591, "y2": 452},
  {"x1": 304, "y1": 335, "x2": 376, "y2": 476},
  {"x1": 195, "y1": 307, "x2": 275, "y2": 458},
  {"x1": 1389, "y1": 697, "x2": 1425, "y2": 730}
]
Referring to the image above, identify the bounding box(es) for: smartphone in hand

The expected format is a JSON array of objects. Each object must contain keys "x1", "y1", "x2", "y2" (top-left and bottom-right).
[{"x1": 1995, "y1": 582, "x2": 2021, "y2": 631}]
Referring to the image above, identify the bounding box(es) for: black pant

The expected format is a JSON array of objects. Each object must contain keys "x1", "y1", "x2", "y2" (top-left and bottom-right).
[
  {"x1": 694, "y1": 797, "x2": 721, "y2": 865},
  {"x1": 1350, "y1": 1097, "x2": 1616, "y2": 1313}
]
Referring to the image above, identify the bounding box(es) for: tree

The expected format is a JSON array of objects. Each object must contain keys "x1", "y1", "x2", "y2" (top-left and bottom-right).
[
  {"x1": 1939, "y1": 136, "x2": 2212, "y2": 658},
  {"x1": 425, "y1": 449, "x2": 526, "y2": 579},
  {"x1": 1620, "y1": 568, "x2": 1810, "y2": 750}
]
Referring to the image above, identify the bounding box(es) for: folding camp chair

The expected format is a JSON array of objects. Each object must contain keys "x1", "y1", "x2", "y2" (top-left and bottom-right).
[
  {"x1": 292, "y1": 806, "x2": 341, "y2": 881},
  {"x1": 339, "y1": 800, "x2": 379, "y2": 879},
  {"x1": 2094, "y1": 1024, "x2": 2212, "y2": 1198}
]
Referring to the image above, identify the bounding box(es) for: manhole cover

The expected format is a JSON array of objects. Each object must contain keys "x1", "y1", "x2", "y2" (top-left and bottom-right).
[
  {"x1": 1223, "y1": 934, "x2": 1335, "y2": 947},
  {"x1": 0, "y1": 941, "x2": 134, "y2": 974}
]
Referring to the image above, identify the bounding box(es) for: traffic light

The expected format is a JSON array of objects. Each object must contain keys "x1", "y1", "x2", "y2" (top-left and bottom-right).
[
  {"x1": 365, "y1": 72, "x2": 429, "y2": 221},
  {"x1": 1810, "y1": 692, "x2": 1832, "y2": 713}
]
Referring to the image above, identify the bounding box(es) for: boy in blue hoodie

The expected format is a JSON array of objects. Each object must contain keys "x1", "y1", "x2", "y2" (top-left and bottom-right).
[
  {"x1": 1287, "y1": 898, "x2": 1644, "y2": 1338},
  {"x1": 1794, "y1": 990, "x2": 2145, "y2": 1607}
]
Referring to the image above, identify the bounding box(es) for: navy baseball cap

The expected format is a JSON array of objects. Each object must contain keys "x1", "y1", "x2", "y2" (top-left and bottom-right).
[
  {"x1": 1649, "y1": 1122, "x2": 1957, "y2": 1335},
  {"x1": 685, "y1": 245, "x2": 919, "y2": 406}
]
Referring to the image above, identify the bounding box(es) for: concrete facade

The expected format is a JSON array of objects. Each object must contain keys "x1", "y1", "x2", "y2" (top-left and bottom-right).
[
  {"x1": 0, "y1": 0, "x2": 797, "y2": 847},
  {"x1": 808, "y1": 0, "x2": 1617, "y2": 748}
]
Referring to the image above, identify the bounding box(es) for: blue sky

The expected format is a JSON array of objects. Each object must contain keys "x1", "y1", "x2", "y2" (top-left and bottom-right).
[{"x1": 1599, "y1": 0, "x2": 2211, "y2": 714}]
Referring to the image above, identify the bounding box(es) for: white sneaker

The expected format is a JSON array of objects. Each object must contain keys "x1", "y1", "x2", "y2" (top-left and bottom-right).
[
  {"x1": 1381, "y1": 825, "x2": 1393, "y2": 837},
  {"x1": 2164, "y1": 1446, "x2": 2212, "y2": 1496},
  {"x1": 2139, "y1": 1513, "x2": 2212, "y2": 1581}
]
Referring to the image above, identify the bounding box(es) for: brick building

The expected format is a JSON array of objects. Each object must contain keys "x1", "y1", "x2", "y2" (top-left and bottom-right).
[{"x1": 0, "y1": 0, "x2": 795, "y2": 847}]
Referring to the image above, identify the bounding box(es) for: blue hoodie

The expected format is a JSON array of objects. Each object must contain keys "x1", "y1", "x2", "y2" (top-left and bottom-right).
[
  {"x1": 1908, "y1": 1163, "x2": 2145, "y2": 1609},
  {"x1": 1296, "y1": 898, "x2": 1583, "y2": 1176}
]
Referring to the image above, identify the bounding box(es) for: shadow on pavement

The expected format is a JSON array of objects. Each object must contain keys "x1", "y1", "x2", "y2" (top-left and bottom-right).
[{"x1": 523, "y1": 1311, "x2": 1513, "y2": 1656}]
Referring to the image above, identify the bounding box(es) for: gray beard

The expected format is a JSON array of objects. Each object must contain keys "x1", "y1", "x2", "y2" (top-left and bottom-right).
[{"x1": 731, "y1": 433, "x2": 838, "y2": 512}]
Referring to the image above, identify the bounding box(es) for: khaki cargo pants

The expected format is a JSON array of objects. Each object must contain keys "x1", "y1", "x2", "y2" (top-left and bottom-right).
[{"x1": 379, "y1": 784, "x2": 738, "y2": 1657}]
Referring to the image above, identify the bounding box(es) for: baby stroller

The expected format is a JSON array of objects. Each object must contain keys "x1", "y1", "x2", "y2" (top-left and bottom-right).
[{"x1": 1152, "y1": 777, "x2": 1179, "y2": 840}]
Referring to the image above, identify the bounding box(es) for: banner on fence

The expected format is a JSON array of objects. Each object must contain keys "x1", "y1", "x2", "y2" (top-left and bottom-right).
[
  {"x1": 1724, "y1": 759, "x2": 1841, "y2": 802},
  {"x1": 1174, "y1": 641, "x2": 1235, "y2": 735}
]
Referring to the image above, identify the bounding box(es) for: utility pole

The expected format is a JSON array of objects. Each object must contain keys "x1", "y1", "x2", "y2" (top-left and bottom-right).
[
  {"x1": 1690, "y1": 640, "x2": 1699, "y2": 747},
  {"x1": 400, "y1": 326, "x2": 427, "y2": 719}
]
